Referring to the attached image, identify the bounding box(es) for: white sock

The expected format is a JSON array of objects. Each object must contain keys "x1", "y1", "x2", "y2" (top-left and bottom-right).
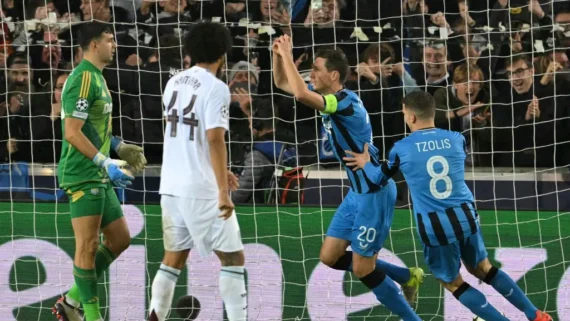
[
  {"x1": 219, "y1": 266, "x2": 248, "y2": 321},
  {"x1": 149, "y1": 264, "x2": 180, "y2": 321}
]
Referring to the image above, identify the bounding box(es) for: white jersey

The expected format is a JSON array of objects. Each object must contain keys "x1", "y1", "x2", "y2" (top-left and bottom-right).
[{"x1": 159, "y1": 66, "x2": 230, "y2": 199}]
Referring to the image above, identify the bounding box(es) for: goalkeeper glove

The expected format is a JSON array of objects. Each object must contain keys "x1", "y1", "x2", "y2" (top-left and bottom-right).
[
  {"x1": 111, "y1": 137, "x2": 147, "y2": 174},
  {"x1": 93, "y1": 152, "x2": 134, "y2": 188}
]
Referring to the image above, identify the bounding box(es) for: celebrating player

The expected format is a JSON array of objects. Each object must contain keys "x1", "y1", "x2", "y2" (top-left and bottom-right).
[
  {"x1": 273, "y1": 35, "x2": 424, "y2": 320},
  {"x1": 344, "y1": 91, "x2": 553, "y2": 321},
  {"x1": 53, "y1": 22, "x2": 147, "y2": 321},
  {"x1": 147, "y1": 21, "x2": 246, "y2": 321}
]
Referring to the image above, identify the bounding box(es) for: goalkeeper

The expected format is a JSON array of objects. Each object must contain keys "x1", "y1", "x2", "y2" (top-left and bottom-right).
[{"x1": 52, "y1": 22, "x2": 147, "y2": 321}]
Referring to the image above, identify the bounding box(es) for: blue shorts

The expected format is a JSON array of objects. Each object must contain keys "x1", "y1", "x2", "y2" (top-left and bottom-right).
[
  {"x1": 423, "y1": 230, "x2": 489, "y2": 283},
  {"x1": 326, "y1": 179, "x2": 397, "y2": 257}
]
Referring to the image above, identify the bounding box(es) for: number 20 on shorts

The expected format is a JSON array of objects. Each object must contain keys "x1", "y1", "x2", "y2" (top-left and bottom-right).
[{"x1": 357, "y1": 226, "x2": 377, "y2": 249}]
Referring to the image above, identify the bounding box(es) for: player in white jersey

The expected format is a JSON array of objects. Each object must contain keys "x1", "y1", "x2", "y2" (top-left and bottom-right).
[{"x1": 148, "y1": 21, "x2": 247, "y2": 321}]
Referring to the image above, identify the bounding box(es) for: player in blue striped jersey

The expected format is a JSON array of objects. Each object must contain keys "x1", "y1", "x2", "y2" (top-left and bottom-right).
[
  {"x1": 273, "y1": 35, "x2": 423, "y2": 320},
  {"x1": 344, "y1": 91, "x2": 552, "y2": 321}
]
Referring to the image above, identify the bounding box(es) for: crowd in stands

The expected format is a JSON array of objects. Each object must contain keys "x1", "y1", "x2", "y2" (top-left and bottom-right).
[{"x1": 0, "y1": 0, "x2": 569, "y2": 203}]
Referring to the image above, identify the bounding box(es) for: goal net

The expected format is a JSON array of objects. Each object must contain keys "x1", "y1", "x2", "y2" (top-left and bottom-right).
[{"x1": 1, "y1": 0, "x2": 570, "y2": 320}]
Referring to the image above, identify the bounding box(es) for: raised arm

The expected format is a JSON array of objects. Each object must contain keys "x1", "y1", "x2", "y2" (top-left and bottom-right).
[
  {"x1": 272, "y1": 40, "x2": 293, "y2": 94},
  {"x1": 275, "y1": 35, "x2": 327, "y2": 112}
]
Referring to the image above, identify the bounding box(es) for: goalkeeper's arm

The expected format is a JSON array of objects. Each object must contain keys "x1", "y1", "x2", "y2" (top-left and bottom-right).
[
  {"x1": 276, "y1": 36, "x2": 326, "y2": 112},
  {"x1": 64, "y1": 118, "x2": 134, "y2": 187},
  {"x1": 64, "y1": 117, "x2": 100, "y2": 160}
]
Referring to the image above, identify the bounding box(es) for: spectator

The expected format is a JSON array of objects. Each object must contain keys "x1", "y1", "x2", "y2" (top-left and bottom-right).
[
  {"x1": 354, "y1": 43, "x2": 419, "y2": 129},
  {"x1": 351, "y1": 43, "x2": 395, "y2": 153},
  {"x1": 136, "y1": 0, "x2": 192, "y2": 59},
  {"x1": 226, "y1": 61, "x2": 259, "y2": 162},
  {"x1": 124, "y1": 34, "x2": 186, "y2": 164},
  {"x1": 29, "y1": 29, "x2": 64, "y2": 91},
  {"x1": 258, "y1": 0, "x2": 290, "y2": 24},
  {"x1": 303, "y1": 0, "x2": 344, "y2": 28},
  {"x1": 410, "y1": 41, "x2": 451, "y2": 96},
  {"x1": 0, "y1": 22, "x2": 13, "y2": 97},
  {"x1": 228, "y1": 60, "x2": 259, "y2": 88},
  {"x1": 232, "y1": 98, "x2": 294, "y2": 204},
  {"x1": 228, "y1": 60, "x2": 260, "y2": 111},
  {"x1": 434, "y1": 63, "x2": 490, "y2": 132},
  {"x1": 28, "y1": 68, "x2": 68, "y2": 163},
  {"x1": 402, "y1": 0, "x2": 429, "y2": 39},
  {"x1": 0, "y1": 53, "x2": 33, "y2": 163},
  {"x1": 81, "y1": 0, "x2": 130, "y2": 23},
  {"x1": 492, "y1": 55, "x2": 561, "y2": 168},
  {"x1": 433, "y1": 63, "x2": 491, "y2": 166},
  {"x1": 80, "y1": 0, "x2": 137, "y2": 65},
  {"x1": 554, "y1": 9, "x2": 570, "y2": 55}
]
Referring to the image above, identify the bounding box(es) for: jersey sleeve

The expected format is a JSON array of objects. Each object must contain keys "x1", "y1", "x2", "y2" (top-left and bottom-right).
[
  {"x1": 62, "y1": 71, "x2": 94, "y2": 121},
  {"x1": 204, "y1": 82, "x2": 231, "y2": 131},
  {"x1": 362, "y1": 144, "x2": 401, "y2": 184},
  {"x1": 162, "y1": 78, "x2": 175, "y2": 117},
  {"x1": 321, "y1": 91, "x2": 354, "y2": 115}
]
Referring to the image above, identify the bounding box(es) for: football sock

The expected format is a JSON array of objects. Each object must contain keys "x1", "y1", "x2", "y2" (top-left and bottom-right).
[
  {"x1": 330, "y1": 251, "x2": 411, "y2": 285},
  {"x1": 484, "y1": 266, "x2": 538, "y2": 320},
  {"x1": 149, "y1": 264, "x2": 180, "y2": 321},
  {"x1": 375, "y1": 260, "x2": 412, "y2": 285},
  {"x1": 453, "y1": 282, "x2": 509, "y2": 321},
  {"x1": 67, "y1": 244, "x2": 116, "y2": 307},
  {"x1": 73, "y1": 265, "x2": 101, "y2": 321},
  {"x1": 359, "y1": 267, "x2": 421, "y2": 321},
  {"x1": 219, "y1": 266, "x2": 248, "y2": 321}
]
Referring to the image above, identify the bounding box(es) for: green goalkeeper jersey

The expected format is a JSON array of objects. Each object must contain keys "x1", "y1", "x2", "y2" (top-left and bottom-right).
[{"x1": 57, "y1": 59, "x2": 114, "y2": 189}]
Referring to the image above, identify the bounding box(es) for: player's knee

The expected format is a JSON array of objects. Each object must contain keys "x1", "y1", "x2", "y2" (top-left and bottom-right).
[
  {"x1": 116, "y1": 237, "x2": 130, "y2": 254},
  {"x1": 482, "y1": 264, "x2": 500, "y2": 285},
  {"x1": 319, "y1": 251, "x2": 337, "y2": 268},
  {"x1": 163, "y1": 250, "x2": 189, "y2": 270},
  {"x1": 103, "y1": 235, "x2": 131, "y2": 256},
  {"x1": 471, "y1": 259, "x2": 493, "y2": 280},
  {"x1": 439, "y1": 275, "x2": 465, "y2": 293},
  {"x1": 217, "y1": 250, "x2": 245, "y2": 267},
  {"x1": 351, "y1": 260, "x2": 375, "y2": 278}
]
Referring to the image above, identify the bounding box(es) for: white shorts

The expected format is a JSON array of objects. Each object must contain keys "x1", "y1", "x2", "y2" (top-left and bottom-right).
[{"x1": 160, "y1": 195, "x2": 244, "y2": 256}]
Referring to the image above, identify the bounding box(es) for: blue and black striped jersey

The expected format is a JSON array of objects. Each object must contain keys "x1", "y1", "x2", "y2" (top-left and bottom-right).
[
  {"x1": 309, "y1": 84, "x2": 383, "y2": 194},
  {"x1": 362, "y1": 128, "x2": 479, "y2": 246}
]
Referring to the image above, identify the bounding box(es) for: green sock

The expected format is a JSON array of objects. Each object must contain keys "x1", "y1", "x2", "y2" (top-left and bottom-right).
[
  {"x1": 67, "y1": 245, "x2": 116, "y2": 304},
  {"x1": 73, "y1": 265, "x2": 101, "y2": 321}
]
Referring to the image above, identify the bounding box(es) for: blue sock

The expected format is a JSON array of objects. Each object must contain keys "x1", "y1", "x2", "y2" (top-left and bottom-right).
[
  {"x1": 454, "y1": 283, "x2": 509, "y2": 321},
  {"x1": 359, "y1": 268, "x2": 421, "y2": 321},
  {"x1": 331, "y1": 251, "x2": 411, "y2": 285},
  {"x1": 376, "y1": 260, "x2": 411, "y2": 284},
  {"x1": 484, "y1": 267, "x2": 538, "y2": 320}
]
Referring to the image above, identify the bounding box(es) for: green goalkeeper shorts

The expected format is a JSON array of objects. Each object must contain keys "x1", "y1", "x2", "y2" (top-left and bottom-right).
[{"x1": 67, "y1": 182, "x2": 123, "y2": 228}]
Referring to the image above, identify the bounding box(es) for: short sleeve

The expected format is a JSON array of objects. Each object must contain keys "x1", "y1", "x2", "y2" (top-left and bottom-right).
[
  {"x1": 62, "y1": 71, "x2": 93, "y2": 120},
  {"x1": 204, "y1": 82, "x2": 231, "y2": 131},
  {"x1": 162, "y1": 78, "x2": 175, "y2": 117}
]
